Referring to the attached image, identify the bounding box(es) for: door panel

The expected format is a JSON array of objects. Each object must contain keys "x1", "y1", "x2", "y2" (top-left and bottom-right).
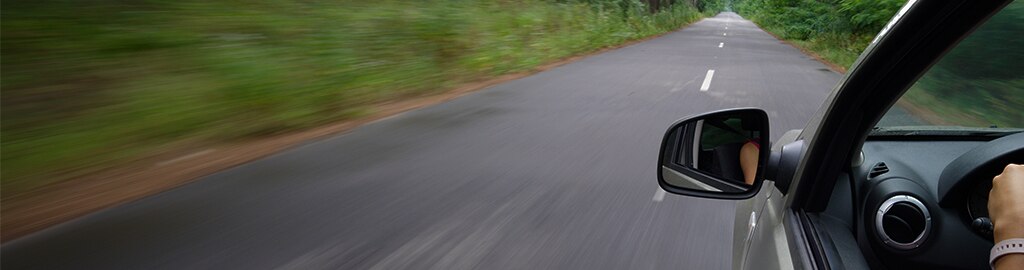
[{"x1": 736, "y1": 181, "x2": 795, "y2": 270}]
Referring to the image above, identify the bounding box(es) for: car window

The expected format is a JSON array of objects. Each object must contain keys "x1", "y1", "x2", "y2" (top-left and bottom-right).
[{"x1": 875, "y1": 1, "x2": 1023, "y2": 134}]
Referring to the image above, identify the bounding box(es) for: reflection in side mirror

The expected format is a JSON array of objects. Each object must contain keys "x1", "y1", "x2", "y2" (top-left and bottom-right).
[{"x1": 657, "y1": 108, "x2": 769, "y2": 199}]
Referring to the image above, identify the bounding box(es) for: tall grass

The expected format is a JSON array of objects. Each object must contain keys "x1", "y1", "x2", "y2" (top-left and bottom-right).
[{"x1": 1, "y1": 0, "x2": 705, "y2": 191}]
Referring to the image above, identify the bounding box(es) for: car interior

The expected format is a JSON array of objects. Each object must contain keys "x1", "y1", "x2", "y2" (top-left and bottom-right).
[
  {"x1": 655, "y1": 0, "x2": 1019, "y2": 268},
  {"x1": 812, "y1": 133, "x2": 1023, "y2": 269},
  {"x1": 792, "y1": 1, "x2": 1021, "y2": 269},
  {"x1": 697, "y1": 117, "x2": 762, "y2": 186}
]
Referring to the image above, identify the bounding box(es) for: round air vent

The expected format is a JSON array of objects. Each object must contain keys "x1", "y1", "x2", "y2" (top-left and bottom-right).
[{"x1": 875, "y1": 195, "x2": 931, "y2": 250}]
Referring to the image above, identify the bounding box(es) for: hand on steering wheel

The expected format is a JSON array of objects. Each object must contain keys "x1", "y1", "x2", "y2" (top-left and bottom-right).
[{"x1": 989, "y1": 164, "x2": 1024, "y2": 269}]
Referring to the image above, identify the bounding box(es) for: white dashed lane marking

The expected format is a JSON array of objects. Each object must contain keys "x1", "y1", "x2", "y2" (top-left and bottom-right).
[
  {"x1": 653, "y1": 189, "x2": 667, "y2": 202},
  {"x1": 700, "y1": 70, "x2": 715, "y2": 91}
]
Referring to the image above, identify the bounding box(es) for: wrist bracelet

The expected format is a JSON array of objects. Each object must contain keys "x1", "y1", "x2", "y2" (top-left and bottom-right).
[{"x1": 991, "y1": 238, "x2": 1024, "y2": 269}]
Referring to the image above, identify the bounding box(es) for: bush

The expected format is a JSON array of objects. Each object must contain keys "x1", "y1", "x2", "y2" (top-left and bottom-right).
[{"x1": 733, "y1": 0, "x2": 905, "y2": 68}]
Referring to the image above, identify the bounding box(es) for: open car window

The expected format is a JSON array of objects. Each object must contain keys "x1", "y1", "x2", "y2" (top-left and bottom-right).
[{"x1": 874, "y1": 1, "x2": 1023, "y2": 136}]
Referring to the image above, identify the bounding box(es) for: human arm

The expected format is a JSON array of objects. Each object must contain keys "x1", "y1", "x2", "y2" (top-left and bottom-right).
[
  {"x1": 989, "y1": 164, "x2": 1024, "y2": 270},
  {"x1": 739, "y1": 141, "x2": 759, "y2": 185}
]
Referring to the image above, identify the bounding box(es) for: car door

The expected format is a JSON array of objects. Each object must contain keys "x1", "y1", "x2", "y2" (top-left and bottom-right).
[{"x1": 655, "y1": 0, "x2": 1015, "y2": 269}]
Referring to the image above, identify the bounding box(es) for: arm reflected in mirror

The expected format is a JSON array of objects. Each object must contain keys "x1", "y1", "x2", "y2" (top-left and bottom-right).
[
  {"x1": 697, "y1": 116, "x2": 761, "y2": 186},
  {"x1": 656, "y1": 108, "x2": 769, "y2": 199},
  {"x1": 740, "y1": 140, "x2": 760, "y2": 185}
]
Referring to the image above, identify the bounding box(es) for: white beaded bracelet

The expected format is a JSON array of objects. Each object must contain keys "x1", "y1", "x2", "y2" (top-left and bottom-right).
[{"x1": 991, "y1": 238, "x2": 1024, "y2": 269}]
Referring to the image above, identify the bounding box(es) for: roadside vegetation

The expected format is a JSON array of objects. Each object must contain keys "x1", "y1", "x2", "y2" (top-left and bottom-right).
[
  {"x1": 734, "y1": 0, "x2": 1022, "y2": 128},
  {"x1": 901, "y1": 2, "x2": 1023, "y2": 128},
  {"x1": 1, "y1": 0, "x2": 721, "y2": 193},
  {"x1": 732, "y1": 0, "x2": 905, "y2": 69}
]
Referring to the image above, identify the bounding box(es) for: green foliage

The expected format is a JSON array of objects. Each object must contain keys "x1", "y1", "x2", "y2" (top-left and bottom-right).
[
  {"x1": 733, "y1": 0, "x2": 905, "y2": 67},
  {"x1": 1, "y1": 0, "x2": 708, "y2": 190},
  {"x1": 735, "y1": 0, "x2": 1022, "y2": 128},
  {"x1": 839, "y1": 0, "x2": 905, "y2": 33},
  {"x1": 901, "y1": 2, "x2": 1024, "y2": 128},
  {"x1": 697, "y1": 0, "x2": 727, "y2": 15},
  {"x1": 937, "y1": 2, "x2": 1023, "y2": 82}
]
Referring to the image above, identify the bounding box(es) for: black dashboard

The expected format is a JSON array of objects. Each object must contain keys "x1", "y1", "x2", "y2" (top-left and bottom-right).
[{"x1": 848, "y1": 132, "x2": 1024, "y2": 269}]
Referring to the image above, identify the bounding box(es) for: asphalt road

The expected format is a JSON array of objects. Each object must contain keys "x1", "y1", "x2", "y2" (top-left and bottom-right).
[{"x1": 1, "y1": 12, "x2": 841, "y2": 270}]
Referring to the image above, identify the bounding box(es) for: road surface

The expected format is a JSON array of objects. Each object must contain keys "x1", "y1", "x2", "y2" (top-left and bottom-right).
[{"x1": 1, "y1": 12, "x2": 841, "y2": 270}]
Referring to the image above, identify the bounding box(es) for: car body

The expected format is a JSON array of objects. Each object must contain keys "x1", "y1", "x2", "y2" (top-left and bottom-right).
[{"x1": 657, "y1": 0, "x2": 1023, "y2": 269}]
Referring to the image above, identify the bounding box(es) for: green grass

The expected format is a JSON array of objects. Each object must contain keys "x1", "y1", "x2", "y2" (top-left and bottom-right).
[
  {"x1": 1, "y1": 0, "x2": 707, "y2": 193},
  {"x1": 787, "y1": 33, "x2": 872, "y2": 70},
  {"x1": 756, "y1": 26, "x2": 871, "y2": 69},
  {"x1": 901, "y1": 71, "x2": 1024, "y2": 128}
]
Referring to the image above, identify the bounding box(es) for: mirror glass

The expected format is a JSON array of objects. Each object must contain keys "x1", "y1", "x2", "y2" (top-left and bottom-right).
[{"x1": 659, "y1": 109, "x2": 768, "y2": 195}]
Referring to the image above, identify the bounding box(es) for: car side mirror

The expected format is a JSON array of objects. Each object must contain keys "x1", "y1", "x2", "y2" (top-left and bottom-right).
[{"x1": 657, "y1": 108, "x2": 770, "y2": 199}]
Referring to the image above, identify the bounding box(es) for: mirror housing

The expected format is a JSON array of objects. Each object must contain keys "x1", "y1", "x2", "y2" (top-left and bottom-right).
[{"x1": 657, "y1": 108, "x2": 770, "y2": 200}]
